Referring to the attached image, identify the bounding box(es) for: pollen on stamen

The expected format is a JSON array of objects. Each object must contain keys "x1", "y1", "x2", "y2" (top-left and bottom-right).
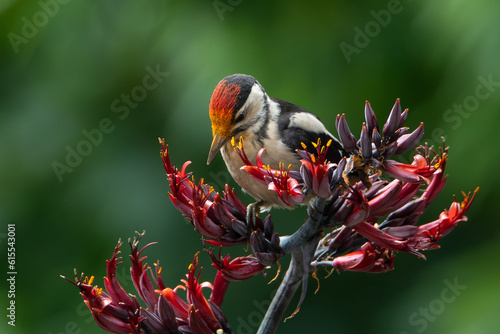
[{"x1": 301, "y1": 142, "x2": 308, "y2": 149}]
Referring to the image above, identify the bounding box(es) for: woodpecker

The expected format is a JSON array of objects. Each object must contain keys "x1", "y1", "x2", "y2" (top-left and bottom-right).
[{"x1": 207, "y1": 74, "x2": 345, "y2": 211}]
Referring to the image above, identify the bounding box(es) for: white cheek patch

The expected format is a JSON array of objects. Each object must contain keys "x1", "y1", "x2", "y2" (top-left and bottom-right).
[
  {"x1": 239, "y1": 84, "x2": 265, "y2": 120},
  {"x1": 289, "y1": 112, "x2": 331, "y2": 134}
]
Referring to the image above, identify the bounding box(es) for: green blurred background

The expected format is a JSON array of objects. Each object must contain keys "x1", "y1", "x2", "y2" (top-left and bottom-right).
[{"x1": 1, "y1": 1, "x2": 499, "y2": 333}]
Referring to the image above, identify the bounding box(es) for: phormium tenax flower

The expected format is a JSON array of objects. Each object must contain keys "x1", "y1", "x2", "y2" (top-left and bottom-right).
[
  {"x1": 160, "y1": 138, "x2": 254, "y2": 246},
  {"x1": 232, "y1": 136, "x2": 305, "y2": 206},
  {"x1": 209, "y1": 250, "x2": 266, "y2": 281},
  {"x1": 63, "y1": 231, "x2": 232, "y2": 334},
  {"x1": 309, "y1": 101, "x2": 477, "y2": 273},
  {"x1": 160, "y1": 138, "x2": 283, "y2": 267},
  {"x1": 297, "y1": 139, "x2": 337, "y2": 198}
]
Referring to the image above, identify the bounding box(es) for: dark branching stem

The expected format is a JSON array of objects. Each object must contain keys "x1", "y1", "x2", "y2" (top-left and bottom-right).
[
  {"x1": 257, "y1": 247, "x2": 304, "y2": 334},
  {"x1": 257, "y1": 197, "x2": 328, "y2": 334}
]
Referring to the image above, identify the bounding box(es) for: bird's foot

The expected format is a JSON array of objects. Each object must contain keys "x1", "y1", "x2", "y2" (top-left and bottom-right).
[{"x1": 246, "y1": 200, "x2": 264, "y2": 228}]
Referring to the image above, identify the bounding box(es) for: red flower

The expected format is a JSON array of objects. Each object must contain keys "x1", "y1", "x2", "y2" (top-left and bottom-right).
[
  {"x1": 159, "y1": 253, "x2": 231, "y2": 334},
  {"x1": 64, "y1": 232, "x2": 231, "y2": 334},
  {"x1": 266, "y1": 165, "x2": 305, "y2": 206},
  {"x1": 63, "y1": 240, "x2": 151, "y2": 334},
  {"x1": 160, "y1": 138, "x2": 251, "y2": 245},
  {"x1": 332, "y1": 242, "x2": 394, "y2": 273},
  {"x1": 405, "y1": 188, "x2": 478, "y2": 251},
  {"x1": 209, "y1": 251, "x2": 266, "y2": 282},
  {"x1": 232, "y1": 137, "x2": 305, "y2": 206},
  {"x1": 298, "y1": 139, "x2": 337, "y2": 198}
]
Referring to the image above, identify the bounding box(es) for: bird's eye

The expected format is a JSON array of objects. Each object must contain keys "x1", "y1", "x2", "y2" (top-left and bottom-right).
[{"x1": 234, "y1": 111, "x2": 245, "y2": 123}]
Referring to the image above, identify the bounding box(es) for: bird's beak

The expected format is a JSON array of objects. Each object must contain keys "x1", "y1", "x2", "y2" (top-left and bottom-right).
[{"x1": 207, "y1": 133, "x2": 228, "y2": 164}]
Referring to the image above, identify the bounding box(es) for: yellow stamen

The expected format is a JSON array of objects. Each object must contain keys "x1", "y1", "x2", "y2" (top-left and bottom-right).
[
  {"x1": 87, "y1": 276, "x2": 94, "y2": 285},
  {"x1": 324, "y1": 267, "x2": 335, "y2": 278},
  {"x1": 327, "y1": 139, "x2": 332, "y2": 147},
  {"x1": 312, "y1": 267, "x2": 321, "y2": 294},
  {"x1": 268, "y1": 261, "x2": 281, "y2": 284},
  {"x1": 96, "y1": 287, "x2": 103, "y2": 296},
  {"x1": 301, "y1": 142, "x2": 307, "y2": 149}
]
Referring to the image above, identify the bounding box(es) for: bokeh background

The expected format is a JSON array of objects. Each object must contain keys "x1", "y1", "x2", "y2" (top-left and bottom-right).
[{"x1": 1, "y1": 1, "x2": 499, "y2": 333}]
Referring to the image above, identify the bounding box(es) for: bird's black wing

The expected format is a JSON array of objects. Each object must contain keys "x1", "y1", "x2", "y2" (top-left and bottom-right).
[{"x1": 272, "y1": 97, "x2": 345, "y2": 163}]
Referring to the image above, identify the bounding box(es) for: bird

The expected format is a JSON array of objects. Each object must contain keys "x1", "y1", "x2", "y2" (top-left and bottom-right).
[{"x1": 207, "y1": 73, "x2": 345, "y2": 214}]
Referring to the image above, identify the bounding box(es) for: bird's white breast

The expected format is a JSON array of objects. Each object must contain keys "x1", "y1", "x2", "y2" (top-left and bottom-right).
[{"x1": 218, "y1": 88, "x2": 308, "y2": 209}]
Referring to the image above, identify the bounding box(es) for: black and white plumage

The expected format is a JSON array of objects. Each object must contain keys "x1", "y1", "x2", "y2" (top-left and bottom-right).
[{"x1": 207, "y1": 74, "x2": 345, "y2": 209}]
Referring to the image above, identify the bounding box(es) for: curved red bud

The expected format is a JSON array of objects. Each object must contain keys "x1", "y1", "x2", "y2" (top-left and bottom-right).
[
  {"x1": 382, "y1": 98, "x2": 402, "y2": 137},
  {"x1": 393, "y1": 123, "x2": 424, "y2": 155},
  {"x1": 336, "y1": 114, "x2": 357, "y2": 152},
  {"x1": 364, "y1": 100, "x2": 379, "y2": 136}
]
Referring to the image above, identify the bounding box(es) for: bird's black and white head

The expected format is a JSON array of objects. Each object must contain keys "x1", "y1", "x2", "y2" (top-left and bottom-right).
[{"x1": 207, "y1": 74, "x2": 269, "y2": 164}]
